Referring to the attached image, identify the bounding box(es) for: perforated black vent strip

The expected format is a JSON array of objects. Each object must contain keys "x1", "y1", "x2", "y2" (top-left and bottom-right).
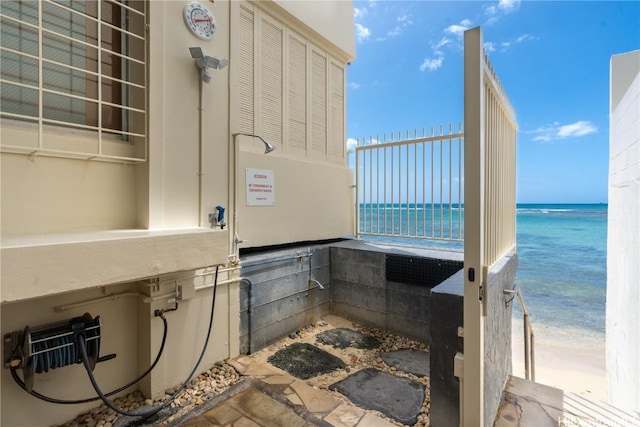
[{"x1": 385, "y1": 255, "x2": 463, "y2": 288}]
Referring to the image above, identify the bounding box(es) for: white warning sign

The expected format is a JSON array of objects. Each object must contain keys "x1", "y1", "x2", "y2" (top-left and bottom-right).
[{"x1": 246, "y1": 168, "x2": 275, "y2": 206}]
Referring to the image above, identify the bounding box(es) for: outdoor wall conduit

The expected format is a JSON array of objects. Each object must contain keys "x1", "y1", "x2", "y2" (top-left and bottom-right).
[
  {"x1": 189, "y1": 47, "x2": 229, "y2": 227},
  {"x1": 239, "y1": 250, "x2": 312, "y2": 268},
  {"x1": 52, "y1": 265, "x2": 238, "y2": 311},
  {"x1": 53, "y1": 292, "x2": 145, "y2": 312}
]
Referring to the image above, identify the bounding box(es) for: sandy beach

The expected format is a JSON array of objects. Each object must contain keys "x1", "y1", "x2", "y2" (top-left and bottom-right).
[{"x1": 511, "y1": 326, "x2": 606, "y2": 402}]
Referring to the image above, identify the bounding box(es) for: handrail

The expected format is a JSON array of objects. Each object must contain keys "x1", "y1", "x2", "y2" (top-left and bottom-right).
[{"x1": 516, "y1": 289, "x2": 536, "y2": 381}]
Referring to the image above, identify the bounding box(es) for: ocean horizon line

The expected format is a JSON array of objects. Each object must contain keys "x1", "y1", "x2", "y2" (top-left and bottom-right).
[{"x1": 357, "y1": 202, "x2": 607, "y2": 207}]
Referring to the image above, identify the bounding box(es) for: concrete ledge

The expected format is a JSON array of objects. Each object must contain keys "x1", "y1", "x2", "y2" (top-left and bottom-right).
[{"x1": 1, "y1": 228, "x2": 229, "y2": 303}]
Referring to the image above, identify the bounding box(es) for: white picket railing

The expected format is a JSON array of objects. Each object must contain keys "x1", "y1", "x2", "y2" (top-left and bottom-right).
[{"x1": 354, "y1": 124, "x2": 464, "y2": 243}]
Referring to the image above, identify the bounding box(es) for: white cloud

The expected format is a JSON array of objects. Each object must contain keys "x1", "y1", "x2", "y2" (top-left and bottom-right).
[
  {"x1": 355, "y1": 23, "x2": 371, "y2": 43},
  {"x1": 531, "y1": 121, "x2": 597, "y2": 142},
  {"x1": 354, "y1": 7, "x2": 367, "y2": 19},
  {"x1": 486, "y1": 0, "x2": 521, "y2": 15},
  {"x1": 433, "y1": 37, "x2": 451, "y2": 51},
  {"x1": 346, "y1": 138, "x2": 358, "y2": 151},
  {"x1": 557, "y1": 121, "x2": 597, "y2": 137},
  {"x1": 419, "y1": 19, "x2": 471, "y2": 72},
  {"x1": 445, "y1": 19, "x2": 472, "y2": 37},
  {"x1": 484, "y1": 0, "x2": 521, "y2": 25},
  {"x1": 420, "y1": 56, "x2": 444, "y2": 72},
  {"x1": 484, "y1": 42, "x2": 496, "y2": 52},
  {"x1": 376, "y1": 13, "x2": 414, "y2": 41},
  {"x1": 484, "y1": 33, "x2": 536, "y2": 54},
  {"x1": 497, "y1": 0, "x2": 521, "y2": 14},
  {"x1": 385, "y1": 26, "x2": 403, "y2": 38},
  {"x1": 348, "y1": 82, "x2": 360, "y2": 90},
  {"x1": 516, "y1": 34, "x2": 535, "y2": 43}
]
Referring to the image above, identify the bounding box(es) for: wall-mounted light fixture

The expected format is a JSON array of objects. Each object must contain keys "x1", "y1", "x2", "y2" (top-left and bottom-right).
[{"x1": 189, "y1": 47, "x2": 228, "y2": 84}]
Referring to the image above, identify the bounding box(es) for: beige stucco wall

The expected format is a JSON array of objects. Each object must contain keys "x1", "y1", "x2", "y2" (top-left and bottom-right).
[
  {"x1": 0, "y1": 0, "x2": 354, "y2": 424},
  {"x1": 607, "y1": 49, "x2": 640, "y2": 413},
  {"x1": 0, "y1": 153, "x2": 138, "y2": 235},
  {"x1": 0, "y1": 274, "x2": 238, "y2": 427},
  {"x1": 273, "y1": 0, "x2": 356, "y2": 60},
  {"x1": 236, "y1": 150, "x2": 354, "y2": 247},
  {"x1": 146, "y1": 1, "x2": 231, "y2": 230}
]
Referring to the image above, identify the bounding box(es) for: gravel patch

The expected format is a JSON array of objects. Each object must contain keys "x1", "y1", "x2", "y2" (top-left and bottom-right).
[{"x1": 54, "y1": 361, "x2": 240, "y2": 427}]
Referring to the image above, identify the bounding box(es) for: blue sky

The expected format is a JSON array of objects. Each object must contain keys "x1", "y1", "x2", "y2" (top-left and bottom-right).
[{"x1": 346, "y1": 0, "x2": 640, "y2": 203}]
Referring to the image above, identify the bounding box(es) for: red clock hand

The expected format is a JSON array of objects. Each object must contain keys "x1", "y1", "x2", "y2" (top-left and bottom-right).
[{"x1": 193, "y1": 18, "x2": 212, "y2": 23}]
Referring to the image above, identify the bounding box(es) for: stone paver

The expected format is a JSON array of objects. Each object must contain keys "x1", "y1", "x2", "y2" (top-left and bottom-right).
[
  {"x1": 228, "y1": 387, "x2": 307, "y2": 427},
  {"x1": 324, "y1": 404, "x2": 365, "y2": 427},
  {"x1": 204, "y1": 403, "x2": 244, "y2": 425},
  {"x1": 261, "y1": 374, "x2": 295, "y2": 385},
  {"x1": 228, "y1": 358, "x2": 282, "y2": 377},
  {"x1": 182, "y1": 419, "x2": 216, "y2": 427},
  {"x1": 381, "y1": 349, "x2": 430, "y2": 377},
  {"x1": 234, "y1": 417, "x2": 262, "y2": 427},
  {"x1": 356, "y1": 413, "x2": 399, "y2": 427},
  {"x1": 494, "y1": 376, "x2": 640, "y2": 427},
  {"x1": 329, "y1": 368, "x2": 425, "y2": 426},
  {"x1": 286, "y1": 393, "x2": 304, "y2": 406},
  {"x1": 290, "y1": 379, "x2": 340, "y2": 414},
  {"x1": 316, "y1": 328, "x2": 380, "y2": 349}
]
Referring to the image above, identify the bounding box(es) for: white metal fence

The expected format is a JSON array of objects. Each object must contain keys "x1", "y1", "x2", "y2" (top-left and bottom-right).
[{"x1": 355, "y1": 124, "x2": 465, "y2": 242}]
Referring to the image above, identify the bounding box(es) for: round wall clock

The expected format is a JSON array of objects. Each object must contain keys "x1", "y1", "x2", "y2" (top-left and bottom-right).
[{"x1": 183, "y1": 2, "x2": 216, "y2": 40}]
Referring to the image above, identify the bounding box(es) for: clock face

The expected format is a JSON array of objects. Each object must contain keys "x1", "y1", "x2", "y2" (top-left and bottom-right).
[{"x1": 183, "y1": 2, "x2": 216, "y2": 40}]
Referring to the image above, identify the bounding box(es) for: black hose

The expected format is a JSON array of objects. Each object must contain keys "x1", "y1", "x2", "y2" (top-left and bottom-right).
[
  {"x1": 10, "y1": 313, "x2": 169, "y2": 404},
  {"x1": 79, "y1": 265, "x2": 220, "y2": 419}
]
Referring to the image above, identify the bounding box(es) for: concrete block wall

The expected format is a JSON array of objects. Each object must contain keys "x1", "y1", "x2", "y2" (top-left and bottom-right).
[
  {"x1": 483, "y1": 254, "x2": 517, "y2": 427},
  {"x1": 329, "y1": 241, "x2": 463, "y2": 343},
  {"x1": 239, "y1": 246, "x2": 331, "y2": 353},
  {"x1": 330, "y1": 246, "x2": 436, "y2": 343},
  {"x1": 238, "y1": 240, "x2": 464, "y2": 351}
]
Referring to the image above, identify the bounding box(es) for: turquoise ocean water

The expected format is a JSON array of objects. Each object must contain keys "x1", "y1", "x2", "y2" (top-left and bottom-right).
[{"x1": 358, "y1": 203, "x2": 607, "y2": 348}]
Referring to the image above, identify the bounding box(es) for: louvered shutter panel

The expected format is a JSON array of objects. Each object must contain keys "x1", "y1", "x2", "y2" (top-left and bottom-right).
[
  {"x1": 287, "y1": 35, "x2": 306, "y2": 154},
  {"x1": 259, "y1": 17, "x2": 283, "y2": 146},
  {"x1": 330, "y1": 62, "x2": 345, "y2": 160},
  {"x1": 238, "y1": 4, "x2": 254, "y2": 133},
  {"x1": 311, "y1": 50, "x2": 327, "y2": 156}
]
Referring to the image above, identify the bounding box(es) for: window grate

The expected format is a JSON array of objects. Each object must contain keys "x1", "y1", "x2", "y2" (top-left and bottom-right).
[{"x1": 0, "y1": 0, "x2": 147, "y2": 163}]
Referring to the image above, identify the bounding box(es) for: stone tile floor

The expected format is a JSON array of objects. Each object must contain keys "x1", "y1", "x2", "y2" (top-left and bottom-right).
[
  {"x1": 168, "y1": 354, "x2": 397, "y2": 427},
  {"x1": 165, "y1": 315, "x2": 426, "y2": 427},
  {"x1": 160, "y1": 315, "x2": 640, "y2": 427}
]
